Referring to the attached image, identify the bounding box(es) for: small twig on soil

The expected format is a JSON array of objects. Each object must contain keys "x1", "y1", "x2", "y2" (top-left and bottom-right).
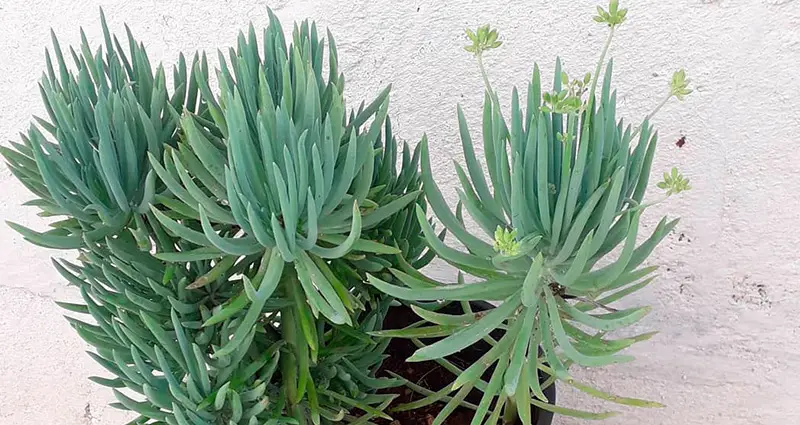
[{"x1": 415, "y1": 365, "x2": 442, "y2": 387}]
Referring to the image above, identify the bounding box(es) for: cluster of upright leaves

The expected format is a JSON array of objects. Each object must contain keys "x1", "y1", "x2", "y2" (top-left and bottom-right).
[
  {"x1": 368, "y1": 1, "x2": 691, "y2": 423},
  {"x1": 143, "y1": 13, "x2": 423, "y2": 424},
  {"x1": 146, "y1": 13, "x2": 405, "y2": 326},
  {"x1": 1, "y1": 10, "x2": 185, "y2": 250},
  {"x1": 347, "y1": 121, "x2": 440, "y2": 285},
  {"x1": 2, "y1": 10, "x2": 427, "y2": 425}
]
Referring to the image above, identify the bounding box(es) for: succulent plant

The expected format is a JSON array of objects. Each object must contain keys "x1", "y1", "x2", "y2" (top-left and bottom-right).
[
  {"x1": 147, "y1": 12, "x2": 431, "y2": 418},
  {"x1": 2, "y1": 3, "x2": 695, "y2": 424},
  {"x1": 2, "y1": 10, "x2": 425, "y2": 425},
  {"x1": 336, "y1": 117, "x2": 438, "y2": 288},
  {"x1": 368, "y1": 1, "x2": 691, "y2": 423},
  {"x1": 54, "y1": 229, "x2": 400, "y2": 425},
  {"x1": 0, "y1": 10, "x2": 193, "y2": 250}
]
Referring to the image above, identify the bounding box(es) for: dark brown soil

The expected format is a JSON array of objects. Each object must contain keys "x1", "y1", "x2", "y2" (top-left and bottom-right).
[
  {"x1": 375, "y1": 303, "x2": 488, "y2": 425},
  {"x1": 375, "y1": 302, "x2": 554, "y2": 425}
]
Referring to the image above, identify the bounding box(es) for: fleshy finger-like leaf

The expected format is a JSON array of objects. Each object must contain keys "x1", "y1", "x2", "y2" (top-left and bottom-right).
[{"x1": 408, "y1": 292, "x2": 520, "y2": 362}]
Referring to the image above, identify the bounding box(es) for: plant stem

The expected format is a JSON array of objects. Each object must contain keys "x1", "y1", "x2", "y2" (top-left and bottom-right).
[
  {"x1": 588, "y1": 25, "x2": 616, "y2": 103},
  {"x1": 646, "y1": 93, "x2": 673, "y2": 122},
  {"x1": 281, "y1": 268, "x2": 308, "y2": 425},
  {"x1": 574, "y1": 296, "x2": 619, "y2": 313},
  {"x1": 503, "y1": 398, "x2": 519, "y2": 425},
  {"x1": 619, "y1": 195, "x2": 670, "y2": 216},
  {"x1": 476, "y1": 53, "x2": 494, "y2": 96},
  {"x1": 631, "y1": 92, "x2": 674, "y2": 138},
  {"x1": 476, "y1": 52, "x2": 510, "y2": 131}
]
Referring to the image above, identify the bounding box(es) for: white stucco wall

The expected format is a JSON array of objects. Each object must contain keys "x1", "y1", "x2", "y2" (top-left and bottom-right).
[{"x1": 1, "y1": 0, "x2": 799, "y2": 424}]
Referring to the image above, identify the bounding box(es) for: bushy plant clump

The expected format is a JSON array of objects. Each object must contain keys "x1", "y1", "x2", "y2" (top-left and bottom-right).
[
  {"x1": 3, "y1": 2, "x2": 690, "y2": 424},
  {"x1": 367, "y1": 1, "x2": 690, "y2": 423},
  {"x1": 3, "y1": 10, "x2": 429, "y2": 425}
]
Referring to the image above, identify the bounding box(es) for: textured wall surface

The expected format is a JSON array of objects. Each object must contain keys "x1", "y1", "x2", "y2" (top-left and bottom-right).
[{"x1": 1, "y1": 0, "x2": 799, "y2": 424}]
